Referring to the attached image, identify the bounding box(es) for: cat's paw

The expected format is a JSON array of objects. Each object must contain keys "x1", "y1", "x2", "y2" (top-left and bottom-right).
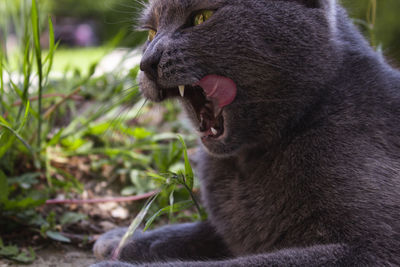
[
  {"x1": 94, "y1": 227, "x2": 151, "y2": 262},
  {"x1": 93, "y1": 227, "x2": 128, "y2": 260}
]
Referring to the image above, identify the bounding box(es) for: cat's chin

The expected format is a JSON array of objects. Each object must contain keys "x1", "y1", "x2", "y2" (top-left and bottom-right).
[{"x1": 199, "y1": 135, "x2": 245, "y2": 158}]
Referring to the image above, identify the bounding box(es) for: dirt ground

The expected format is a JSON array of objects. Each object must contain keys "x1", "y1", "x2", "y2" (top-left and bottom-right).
[{"x1": 0, "y1": 245, "x2": 96, "y2": 267}]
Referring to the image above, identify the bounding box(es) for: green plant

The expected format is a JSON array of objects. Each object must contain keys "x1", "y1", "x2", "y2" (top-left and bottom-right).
[
  {"x1": 0, "y1": 0, "x2": 54, "y2": 230},
  {"x1": 0, "y1": 238, "x2": 36, "y2": 264},
  {"x1": 112, "y1": 136, "x2": 206, "y2": 259},
  {"x1": 0, "y1": 0, "x2": 130, "y2": 245}
]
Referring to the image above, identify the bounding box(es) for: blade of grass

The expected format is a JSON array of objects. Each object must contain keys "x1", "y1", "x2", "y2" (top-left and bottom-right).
[
  {"x1": 16, "y1": 100, "x2": 30, "y2": 133},
  {"x1": 0, "y1": 115, "x2": 11, "y2": 127},
  {"x1": 10, "y1": 80, "x2": 39, "y2": 119},
  {"x1": 31, "y1": 0, "x2": 43, "y2": 149},
  {"x1": 112, "y1": 193, "x2": 159, "y2": 260},
  {"x1": 0, "y1": 131, "x2": 16, "y2": 158},
  {"x1": 143, "y1": 200, "x2": 193, "y2": 231},
  {"x1": 44, "y1": 15, "x2": 58, "y2": 80},
  {"x1": 17, "y1": 36, "x2": 33, "y2": 121},
  {"x1": 146, "y1": 172, "x2": 168, "y2": 183},
  {"x1": 178, "y1": 173, "x2": 205, "y2": 220},
  {"x1": 177, "y1": 135, "x2": 194, "y2": 190},
  {"x1": 367, "y1": 0, "x2": 377, "y2": 48},
  {"x1": 0, "y1": 49, "x2": 4, "y2": 114},
  {"x1": 0, "y1": 122, "x2": 34, "y2": 156},
  {"x1": 169, "y1": 185, "x2": 175, "y2": 220}
]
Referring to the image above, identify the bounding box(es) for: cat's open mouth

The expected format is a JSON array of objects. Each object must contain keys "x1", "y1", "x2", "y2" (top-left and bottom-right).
[{"x1": 172, "y1": 75, "x2": 237, "y2": 139}]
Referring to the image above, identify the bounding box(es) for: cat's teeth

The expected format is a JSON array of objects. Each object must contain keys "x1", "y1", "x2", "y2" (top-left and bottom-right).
[
  {"x1": 211, "y1": 127, "x2": 218, "y2": 135},
  {"x1": 179, "y1": 85, "x2": 185, "y2": 97}
]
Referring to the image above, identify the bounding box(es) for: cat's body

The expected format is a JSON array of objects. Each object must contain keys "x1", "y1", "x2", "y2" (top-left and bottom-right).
[{"x1": 92, "y1": 0, "x2": 400, "y2": 266}]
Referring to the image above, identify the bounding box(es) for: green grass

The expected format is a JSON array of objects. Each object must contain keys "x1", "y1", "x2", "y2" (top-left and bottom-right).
[
  {"x1": 7, "y1": 47, "x2": 108, "y2": 74},
  {"x1": 0, "y1": 0, "x2": 199, "y2": 263},
  {"x1": 47, "y1": 47, "x2": 108, "y2": 73}
]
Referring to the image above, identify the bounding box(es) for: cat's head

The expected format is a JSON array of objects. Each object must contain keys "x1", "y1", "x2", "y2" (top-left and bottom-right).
[{"x1": 139, "y1": 0, "x2": 343, "y2": 156}]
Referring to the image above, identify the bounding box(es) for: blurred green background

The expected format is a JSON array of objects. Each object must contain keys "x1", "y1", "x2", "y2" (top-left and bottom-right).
[
  {"x1": 43, "y1": 0, "x2": 400, "y2": 63},
  {"x1": 3, "y1": 0, "x2": 399, "y2": 67},
  {"x1": 344, "y1": 0, "x2": 400, "y2": 65},
  {"x1": 43, "y1": 0, "x2": 147, "y2": 47}
]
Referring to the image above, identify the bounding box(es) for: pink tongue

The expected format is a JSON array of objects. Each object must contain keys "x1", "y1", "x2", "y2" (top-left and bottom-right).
[{"x1": 196, "y1": 75, "x2": 237, "y2": 108}]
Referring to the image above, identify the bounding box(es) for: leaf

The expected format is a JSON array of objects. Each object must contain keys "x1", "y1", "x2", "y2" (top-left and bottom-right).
[
  {"x1": 0, "y1": 131, "x2": 15, "y2": 158},
  {"x1": 0, "y1": 170, "x2": 8, "y2": 204},
  {"x1": 47, "y1": 128, "x2": 64, "y2": 146},
  {"x1": 61, "y1": 136, "x2": 86, "y2": 151},
  {"x1": 87, "y1": 62, "x2": 98, "y2": 77},
  {"x1": 0, "y1": 122, "x2": 34, "y2": 156},
  {"x1": 129, "y1": 170, "x2": 153, "y2": 194},
  {"x1": 0, "y1": 50, "x2": 3, "y2": 96},
  {"x1": 44, "y1": 15, "x2": 57, "y2": 77},
  {"x1": 177, "y1": 136, "x2": 194, "y2": 190},
  {"x1": 16, "y1": 100, "x2": 30, "y2": 133},
  {"x1": 105, "y1": 28, "x2": 126, "y2": 50},
  {"x1": 60, "y1": 212, "x2": 87, "y2": 225},
  {"x1": 31, "y1": 0, "x2": 44, "y2": 149},
  {"x1": 46, "y1": 231, "x2": 71, "y2": 243},
  {"x1": 112, "y1": 193, "x2": 159, "y2": 260},
  {"x1": 132, "y1": 127, "x2": 152, "y2": 139},
  {"x1": 0, "y1": 240, "x2": 35, "y2": 263},
  {"x1": 87, "y1": 122, "x2": 111, "y2": 135},
  {"x1": 169, "y1": 186, "x2": 175, "y2": 218},
  {"x1": 8, "y1": 173, "x2": 40, "y2": 190},
  {"x1": 146, "y1": 172, "x2": 167, "y2": 182},
  {"x1": 0, "y1": 115, "x2": 11, "y2": 127},
  {"x1": 10, "y1": 248, "x2": 36, "y2": 263},
  {"x1": 31, "y1": 0, "x2": 41, "y2": 61},
  {"x1": 8, "y1": 81, "x2": 39, "y2": 119},
  {"x1": 121, "y1": 186, "x2": 136, "y2": 196},
  {"x1": 0, "y1": 245, "x2": 19, "y2": 257},
  {"x1": 143, "y1": 200, "x2": 193, "y2": 231},
  {"x1": 22, "y1": 34, "x2": 32, "y2": 94},
  {"x1": 4, "y1": 197, "x2": 46, "y2": 211}
]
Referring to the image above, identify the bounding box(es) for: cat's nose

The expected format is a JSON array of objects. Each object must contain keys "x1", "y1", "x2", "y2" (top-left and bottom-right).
[{"x1": 140, "y1": 48, "x2": 162, "y2": 81}]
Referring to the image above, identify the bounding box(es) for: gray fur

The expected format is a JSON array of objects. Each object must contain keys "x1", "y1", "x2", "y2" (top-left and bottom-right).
[{"x1": 92, "y1": 0, "x2": 400, "y2": 266}]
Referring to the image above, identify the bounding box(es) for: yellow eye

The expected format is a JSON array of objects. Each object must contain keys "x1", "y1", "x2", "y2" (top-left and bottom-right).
[
  {"x1": 193, "y1": 10, "x2": 214, "y2": 26},
  {"x1": 148, "y1": 29, "x2": 157, "y2": 42}
]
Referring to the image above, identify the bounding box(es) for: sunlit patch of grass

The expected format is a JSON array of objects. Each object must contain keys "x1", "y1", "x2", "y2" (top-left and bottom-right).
[
  {"x1": 46, "y1": 47, "x2": 108, "y2": 73},
  {"x1": 7, "y1": 47, "x2": 109, "y2": 74}
]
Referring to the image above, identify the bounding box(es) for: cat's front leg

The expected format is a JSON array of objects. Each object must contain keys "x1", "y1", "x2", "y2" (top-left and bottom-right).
[{"x1": 92, "y1": 221, "x2": 231, "y2": 265}]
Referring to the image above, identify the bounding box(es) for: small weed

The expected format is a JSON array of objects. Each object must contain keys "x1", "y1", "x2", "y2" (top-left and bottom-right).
[
  {"x1": 0, "y1": 238, "x2": 36, "y2": 264},
  {"x1": 112, "y1": 136, "x2": 206, "y2": 260}
]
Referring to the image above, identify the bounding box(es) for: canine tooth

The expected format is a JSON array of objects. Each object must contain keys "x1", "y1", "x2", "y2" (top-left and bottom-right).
[
  {"x1": 211, "y1": 127, "x2": 218, "y2": 135},
  {"x1": 179, "y1": 85, "x2": 185, "y2": 97}
]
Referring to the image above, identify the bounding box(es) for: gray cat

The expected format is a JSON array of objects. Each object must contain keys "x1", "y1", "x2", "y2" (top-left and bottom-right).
[{"x1": 92, "y1": 0, "x2": 400, "y2": 266}]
